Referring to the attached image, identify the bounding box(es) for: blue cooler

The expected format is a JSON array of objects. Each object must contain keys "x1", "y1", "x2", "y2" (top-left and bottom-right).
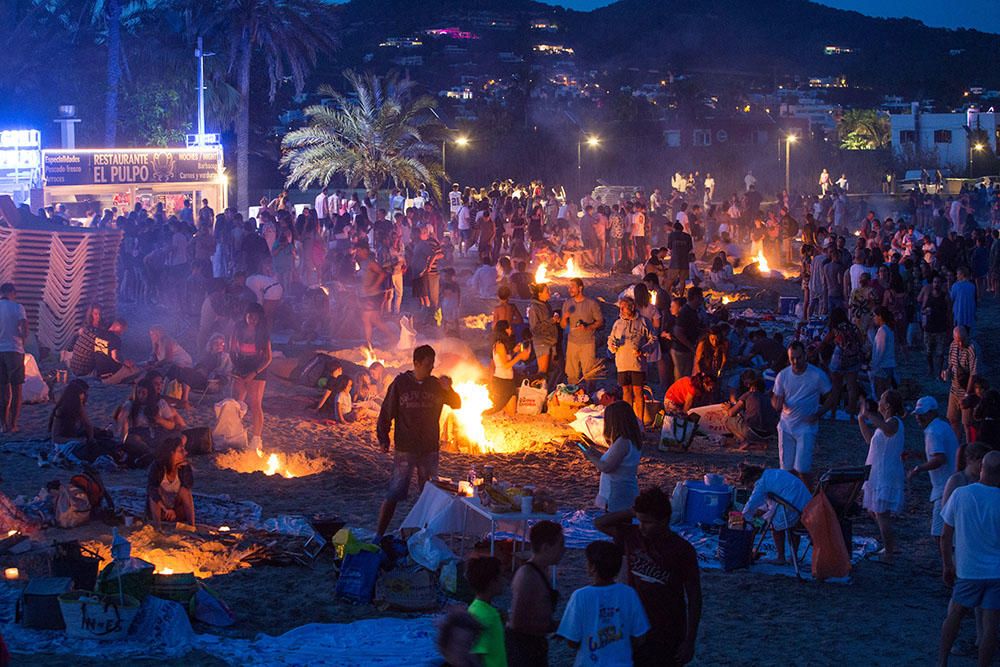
[{"x1": 684, "y1": 480, "x2": 732, "y2": 525}]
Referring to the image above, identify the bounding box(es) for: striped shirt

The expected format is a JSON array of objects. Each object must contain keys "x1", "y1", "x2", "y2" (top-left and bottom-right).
[{"x1": 947, "y1": 341, "x2": 979, "y2": 397}]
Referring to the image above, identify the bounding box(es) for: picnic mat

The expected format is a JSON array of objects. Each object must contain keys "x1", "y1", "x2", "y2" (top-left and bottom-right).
[
  {"x1": 108, "y1": 487, "x2": 263, "y2": 528},
  {"x1": 674, "y1": 524, "x2": 879, "y2": 582},
  {"x1": 1, "y1": 582, "x2": 439, "y2": 664}
]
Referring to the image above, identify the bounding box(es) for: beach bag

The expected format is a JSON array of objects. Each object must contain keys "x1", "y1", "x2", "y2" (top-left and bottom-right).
[
  {"x1": 58, "y1": 591, "x2": 140, "y2": 641},
  {"x1": 212, "y1": 399, "x2": 248, "y2": 450},
  {"x1": 717, "y1": 526, "x2": 754, "y2": 571},
  {"x1": 96, "y1": 558, "x2": 155, "y2": 602},
  {"x1": 516, "y1": 379, "x2": 547, "y2": 415},
  {"x1": 297, "y1": 353, "x2": 336, "y2": 388},
  {"x1": 801, "y1": 491, "x2": 851, "y2": 580},
  {"x1": 55, "y1": 484, "x2": 92, "y2": 529},
  {"x1": 183, "y1": 427, "x2": 213, "y2": 455},
  {"x1": 335, "y1": 549, "x2": 385, "y2": 604},
  {"x1": 375, "y1": 565, "x2": 439, "y2": 611},
  {"x1": 659, "y1": 412, "x2": 700, "y2": 451}
]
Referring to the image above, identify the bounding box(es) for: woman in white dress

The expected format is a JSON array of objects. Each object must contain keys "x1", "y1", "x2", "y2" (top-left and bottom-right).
[
  {"x1": 858, "y1": 389, "x2": 906, "y2": 564},
  {"x1": 582, "y1": 400, "x2": 643, "y2": 512}
]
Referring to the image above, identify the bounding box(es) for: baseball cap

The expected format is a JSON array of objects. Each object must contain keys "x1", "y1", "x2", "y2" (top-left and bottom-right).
[{"x1": 911, "y1": 396, "x2": 938, "y2": 415}]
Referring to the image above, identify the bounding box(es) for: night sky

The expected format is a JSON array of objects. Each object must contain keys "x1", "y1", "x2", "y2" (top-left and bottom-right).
[{"x1": 546, "y1": 0, "x2": 1000, "y2": 34}]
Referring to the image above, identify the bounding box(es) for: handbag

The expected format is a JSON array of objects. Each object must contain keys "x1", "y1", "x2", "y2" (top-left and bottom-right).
[
  {"x1": 516, "y1": 379, "x2": 547, "y2": 415},
  {"x1": 658, "y1": 412, "x2": 701, "y2": 452}
]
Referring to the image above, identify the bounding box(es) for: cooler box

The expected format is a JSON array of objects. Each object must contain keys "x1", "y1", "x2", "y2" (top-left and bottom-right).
[
  {"x1": 778, "y1": 296, "x2": 800, "y2": 316},
  {"x1": 19, "y1": 576, "x2": 73, "y2": 629},
  {"x1": 684, "y1": 481, "x2": 732, "y2": 525}
]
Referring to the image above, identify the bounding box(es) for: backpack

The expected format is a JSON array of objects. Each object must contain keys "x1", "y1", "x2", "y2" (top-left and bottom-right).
[{"x1": 70, "y1": 468, "x2": 114, "y2": 513}]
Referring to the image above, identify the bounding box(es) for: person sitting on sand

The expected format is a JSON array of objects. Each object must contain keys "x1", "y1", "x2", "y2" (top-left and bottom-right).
[
  {"x1": 325, "y1": 375, "x2": 357, "y2": 423},
  {"x1": 312, "y1": 360, "x2": 344, "y2": 412},
  {"x1": 162, "y1": 333, "x2": 234, "y2": 408},
  {"x1": 663, "y1": 373, "x2": 715, "y2": 414},
  {"x1": 146, "y1": 435, "x2": 195, "y2": 532},
  {"x1": 739, "y1": 464, "x2": 811, "y2": 565},
  {"x1": 140, "y1": 372, "x2": 188, "y2": 436},
  {"x1": 725, "y1": 378, "x2": 778, "y2": 450},
  {"x1": 356, "y1": 362, "x2": 391, "y2": 403}
]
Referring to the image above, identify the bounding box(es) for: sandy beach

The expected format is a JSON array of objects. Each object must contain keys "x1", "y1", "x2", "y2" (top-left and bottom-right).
[{"x1": 1, "y1": 260, "x2": 994, "y2": 666}]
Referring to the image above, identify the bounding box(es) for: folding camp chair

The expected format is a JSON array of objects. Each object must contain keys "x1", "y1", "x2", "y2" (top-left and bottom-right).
[{"x1": 754, "y1": 493, "x2": 808, "y2": 579}]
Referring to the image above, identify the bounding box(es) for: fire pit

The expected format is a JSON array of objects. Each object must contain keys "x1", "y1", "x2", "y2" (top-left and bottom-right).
[{"x1": 215, "y1": 448, "x2": 332, "y2": 478}]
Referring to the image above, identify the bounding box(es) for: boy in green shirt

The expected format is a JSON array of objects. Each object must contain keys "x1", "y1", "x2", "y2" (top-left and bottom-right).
[{"x1": 465, "y1": 556, "x2": 507, "y2": 667}]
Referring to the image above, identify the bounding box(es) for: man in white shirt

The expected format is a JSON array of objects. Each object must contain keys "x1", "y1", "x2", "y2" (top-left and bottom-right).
[
  {"x1": 938, "y1": 451, "x2": 1000, "y2": 666},
  {"x1": 313, "y1": 186, "x2": 328, "y2": 223},
  {"x1": 0, "y1": 283, "x2": 28, "y2": 434},
  {"x1": 703, "y1": 173, "x2": 715, "y2": 204},
  {"x1": 456, "y1": 201, "x2": 472, "y2": 256},
  {"x1": 739, "y1": 465, "x2": 812, "y2": 565},
  {"x1": 448, "y1": 184, "x2": 463, "y2": 220},
  {"x1": 835, "y1": 173, "x2": 849, "y2": 191},
  {"x1": 908, "y1": 396, "x2": 959, "y2": 543},
  {"x1": 674, "y1": 202, "x2": 689, "y2": 234},
  {"x1": 771, "y1": 341, "x2": 834, "y2": 482}
]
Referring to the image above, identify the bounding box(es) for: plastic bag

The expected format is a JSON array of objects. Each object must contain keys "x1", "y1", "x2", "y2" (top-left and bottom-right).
[
  {"x1": 398, "y1": 315, "x2": 417, "y2": 350},
  {"x1": 659, "y1": 413, "x2": 699, "y2": 451},
  {"x1": 516, "y1": 379, "x2": 547, "y2": 415},
  {"x1": 669, "y1": 482, "x2": 688, "y2": 526},
  {"x1": 406, "y1": 528, "x2": 456, "y2": 572},
  {"x1": 212, "y1": 399, "x2": 248, "y2": 450},
  {"x1": 54, "y1": 484, "x2": 91, "y2": 528},
  {"x1": 801, "y1": 491, "x2": 850, "y2": 580}
]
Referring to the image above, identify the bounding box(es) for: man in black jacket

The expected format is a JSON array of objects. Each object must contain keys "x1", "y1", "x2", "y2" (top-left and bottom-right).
[{"x1": 376, "y1": 344, "x2": 461, "y2": 538}]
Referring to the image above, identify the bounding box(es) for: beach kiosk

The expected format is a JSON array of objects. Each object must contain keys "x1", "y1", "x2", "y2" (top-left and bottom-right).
[{"x1": 41, "y1": 145, "x2": 227, "y2": 221}]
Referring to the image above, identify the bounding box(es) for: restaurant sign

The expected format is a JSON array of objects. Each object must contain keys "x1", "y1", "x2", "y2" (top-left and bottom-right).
[{"x1": 43, "y1": 149, "x2": 222, "y2": 187}]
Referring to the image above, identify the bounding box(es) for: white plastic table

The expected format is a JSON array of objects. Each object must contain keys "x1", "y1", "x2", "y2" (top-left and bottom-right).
[{"x1": 458, "y1": 496, "x2": 559, "y2": 570}]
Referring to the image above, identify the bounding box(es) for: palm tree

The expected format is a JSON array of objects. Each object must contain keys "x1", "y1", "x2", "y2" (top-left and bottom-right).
[
  {"x1": 838, "y1": 109, "x2": 891, "y2": 150},
  {"x1": 213, "y1": 0, "x2": 338, "y2": 215},
  {"x1": 280, "y1": 70, "x2": 446, "y2": 201}
]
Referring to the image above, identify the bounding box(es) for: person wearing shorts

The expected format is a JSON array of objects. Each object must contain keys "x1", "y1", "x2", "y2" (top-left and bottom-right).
[
  {"x1": 938, "y1": 451, "x2": 1000, "y2": 666},
  {"x1": 376, "y1": 345, "x2": 460, "y2": 538},
  {"x1": 772, "y1": 341, "x2": 833, "y2": 484},
  {"x1": 0, "y1": 283, "x2": 28, "y2": 434},
  {"x1": 608, "y1": 297, "x2": 655, "y2": 427}
]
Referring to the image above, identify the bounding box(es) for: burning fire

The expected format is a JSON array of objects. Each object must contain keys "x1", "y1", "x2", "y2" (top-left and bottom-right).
[
  {"x1": 361, "y1": 346, "x2": 385, "y2": 368},
  {"x1": 755, "y1": 250, "x2": 770, "y2": 274},
  {"x1": 722, "y1": 295, "x2": 731, "y2": 304},
  {"x1": 561, "y1": 257, "x2": 582, "y2": 278},
  {"x1": 535, "y1": 263, "x2": 549, "y2": 283},
  {"x1": 449, "y1": 382, "x2": 496, "y2": 451},
  {"x1": 534, "y1": 258, "x2": 585, "y2": 284},
  {"x1": 215, "y1": 447, "x2": 332, "y2": 478}
]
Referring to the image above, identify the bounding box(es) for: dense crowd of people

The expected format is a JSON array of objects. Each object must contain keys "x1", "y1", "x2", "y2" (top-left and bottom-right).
[{"x1": 2, "y1": 167, "x2": 1000, "y2": 666}]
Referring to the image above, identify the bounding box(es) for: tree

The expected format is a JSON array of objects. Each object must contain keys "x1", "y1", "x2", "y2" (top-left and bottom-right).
[
  {"x1": 212, "y1": 0, "x2": 338, "y2": 215},
  {"x1": 280, "y1": 70, "x2": 445, "y2": 201},
  {"x1": 838, "y1": 109, "x2": 890, "y2": 150}
]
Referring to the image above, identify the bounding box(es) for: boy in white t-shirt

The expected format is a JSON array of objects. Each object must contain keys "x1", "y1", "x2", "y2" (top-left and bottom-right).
[{"x1": 557, "y1": 540, "x2": 649, "y2": 666}]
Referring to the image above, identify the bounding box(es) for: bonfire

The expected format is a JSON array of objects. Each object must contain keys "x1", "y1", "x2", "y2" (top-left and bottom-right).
[
  {"x1": 215, "y1": 447, "x2": 332, "y2": 478},
  {"x1": 534, "y1": 257, "x2": 587, "y2": 284}
]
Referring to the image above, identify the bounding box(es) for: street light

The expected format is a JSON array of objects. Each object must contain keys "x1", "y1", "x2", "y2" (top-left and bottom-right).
[
  {"x1": 442, "y1": 134, "x2": 470, "y2": 174},
  {"x1": 969, "y1": 142, "x2": 985, "y2": 177},
  {"x1": 577, "y1": 134, "x2": 600, "y2": 193},
  {"x1": 784, "y1": 133, "x2": 798, "y2": 194}
]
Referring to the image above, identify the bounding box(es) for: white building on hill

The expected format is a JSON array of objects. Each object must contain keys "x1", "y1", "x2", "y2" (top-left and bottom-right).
[{"x1": 890, "y1": 105, "x2": 997, "y2": 170}]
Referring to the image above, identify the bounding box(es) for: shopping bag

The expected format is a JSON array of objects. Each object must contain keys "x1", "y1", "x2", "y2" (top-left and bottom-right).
[
  {"x1": 58, "y1": 591, "x2": 140, "y2": 641},
  {"x1": 375, "y1": 565, "x2": 438, "y2": 611},
  {"x1": 659, "y1": 412, "x2": 700, "y2": 451},
  {"x1": 335, "y1": 549, "x2": 385, "y2": 604},
  {"x1": 164, "y1": 379, "x2": 184, "y2": 400},
  {"x1": 801, "y1": 491, "x2": 851, "y2": 580},
  {"x1": 516, "y1": 379, "x2": 547, "y2": 415}
]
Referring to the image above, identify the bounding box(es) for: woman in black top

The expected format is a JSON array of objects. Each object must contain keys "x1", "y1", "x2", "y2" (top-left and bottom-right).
[
  {"x1": 230, "y1": 302, "x2": 272, "y2": 450},
  {"x1": 918, "y1": 273, "x2": 952, "y2": 376}
]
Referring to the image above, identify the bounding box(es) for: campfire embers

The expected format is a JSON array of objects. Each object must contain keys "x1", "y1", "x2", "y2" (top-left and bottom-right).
[{"x1": 215, "y1": 448, "x2": 332, "y2": 478}]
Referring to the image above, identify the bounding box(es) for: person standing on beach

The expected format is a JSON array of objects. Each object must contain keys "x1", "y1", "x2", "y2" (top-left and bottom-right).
[
  {"x1": 375, "y1": 345, "x2": 460, "y2": 538},
  {"x1": 595, "y1": 486, "x2": 702, "y2": 666},
  {"x1": 908, "y1": 396, "x2": 959, "y2": 549},
  {"x1": 561, "y1": 278, "x2": 603, "y2": 387},
  {"x1": 772, "y1": 341, "x2": 834, "y2": 484},
  {"x1": 0, "y1": 283, "x2": 28, "y2": 434},
  {"x1": 937, "y1": 451, "x2": 1000, "y2": 666},
  {"x1": 507, "y1": 520, "x2": 565, "y2": 667}
]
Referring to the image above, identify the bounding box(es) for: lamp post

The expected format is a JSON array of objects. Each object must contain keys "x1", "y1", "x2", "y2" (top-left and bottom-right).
[
  {"x1": 577, "y1": 134, "x2": 600, "y2": 195},
  {"x1": 784, "y1": 133, "x2": 798, "y2": 194},
  {"x1": 442, "y1": 134, "x2": 469, "y2": 175},
  {"x1": 969, "y1": 142, "x2": 984, "y2": 178}
]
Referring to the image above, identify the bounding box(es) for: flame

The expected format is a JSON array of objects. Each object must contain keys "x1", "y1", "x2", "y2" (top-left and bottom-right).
[
  {"x1": 722, "y1": 295, "x2": 731, "y2": 304},
  {"x1": 216, "y1": 447, "x2": 331, "y2": 478},
  {"x1": 535, "y1": 263, "x2": 549, "y2": 283},
  {"x1": 559, "y1": 257, "x2": 581, "y2": 278},
  {"x1": 451, "y1": 381, "x2": 496, "y2": 451},
  {"x1": 755, "y1": 250, "x2": 770, "y2": 274},
  {"x1": 159, "y1": 567, "x2": 174, "y2": 575},
  {"x1": 650, "y1": 290, "x2": 657, "y2": 306},
  {"x1": 361, "y1": 346, "x2": 385, "y2": 368}
]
